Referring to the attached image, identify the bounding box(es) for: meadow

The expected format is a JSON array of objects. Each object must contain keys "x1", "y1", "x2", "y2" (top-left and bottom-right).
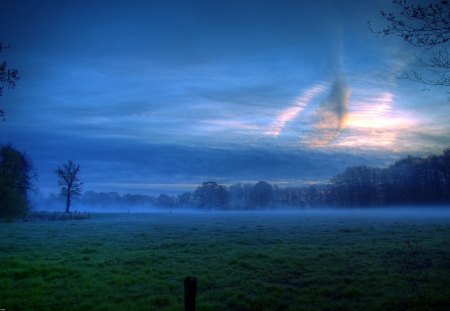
[{"x1": 1, "y1": 209, "x2": 449, "y2": 311}]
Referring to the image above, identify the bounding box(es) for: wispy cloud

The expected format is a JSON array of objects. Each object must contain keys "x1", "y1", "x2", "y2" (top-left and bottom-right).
[
  {"x1": 199, "y1": 119, "x2": 261, "y2": 131},
  {"x1": 266, "y1": 84, "x2": 326, "y2": 136}
]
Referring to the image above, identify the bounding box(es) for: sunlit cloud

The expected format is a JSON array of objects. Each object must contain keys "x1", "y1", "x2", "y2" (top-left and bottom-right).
[
  {"x1": 266, "y1": 84, "x2": 326, "y2": 136},
  {"x1": 297, "y1": 85, "x2": 421, "y2": 152},
  {"x1": 333, "y1": 91, "x2": 417, "y2": 151},
  {"x1": 345, "y1": 92, "x2": 395, "y2": 129}
]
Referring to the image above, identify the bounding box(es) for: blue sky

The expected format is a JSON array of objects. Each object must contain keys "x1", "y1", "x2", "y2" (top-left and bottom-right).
[{"x1": 1, "y1": 0, "x2": 449, "y2": 195}]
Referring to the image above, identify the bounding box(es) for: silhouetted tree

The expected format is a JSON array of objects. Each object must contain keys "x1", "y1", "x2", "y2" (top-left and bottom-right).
[
  {"x1": 331, "y1": 166, "x2": 385, "y2": 206},
  {"x1": 157, "y1": 194, "x2": 174, "y2": 208},
  {"x1": 228, "y1": 183, "x2": 252, "y2": 209},
  {"x1": 78, "y1": 191, "x2": 155, "y2": 208},
  {"x1": 372, "y1": 0, "x2": 450, "y2": 89},
  {"x1": 251, "y1": 181, "x2": 274, "y2": 207},
  {"x1": 327, "y1": 148, "x2": 450, "y2": 207},
  {"x1": 0, "y1": 145, "x2": 34, "y2": 219},
  {"x1": 177, "y1": 192, "x2": 192, "y2": 208},
  {"x1": 193, "y1": 181, "x2": 228, "y2": 208},
  {"x1": 0, "y1": 43, "x2": 19, "y2": 120},
  {"x1": 55, "y1": 160, "x2": 83, "y2": 213}
]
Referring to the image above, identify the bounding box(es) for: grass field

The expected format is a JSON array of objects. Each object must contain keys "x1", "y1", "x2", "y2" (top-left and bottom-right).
[{"x1": 1, "y1": 209, "x2": 450, "y2": 311}]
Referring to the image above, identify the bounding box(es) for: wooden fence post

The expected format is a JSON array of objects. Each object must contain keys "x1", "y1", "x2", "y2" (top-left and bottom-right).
[{"x1": 184, "y1": 276, "x2": 197, "y2": 311}]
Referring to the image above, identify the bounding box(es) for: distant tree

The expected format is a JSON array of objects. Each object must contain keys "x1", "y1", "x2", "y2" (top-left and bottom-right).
[
  {"x1": 79, "y1": 191, "x2": 155, "y2": 208},
  {"x1": 192, "y1": 181, "x2": 228, "y2": 209},
  {"x1": 157, "y1": 194, "x2": 174, "y2": 208},
  {"x1": 123, "y1": 193, "x2": 149, "y2": 206},
  {"x1": 107, "y1": 192, "x2": 121, "y2": 205},
  {"x1": 0, "y1": 145, "x2": 34, "y2": 219},
  {"x1": 326, "y1": 148, "x2": 450, "y2": 207},
  {"x1": 0, "y1": 43, "x2": 20, "y2": 120},
  {"x1": 177, "y1": 192, "x2": 192, "y2": 208},
  {"x1": 331, "y1": 166, "x2": 385, "y2": 206},
  {"x1": 372, "y1": 0, "x2": 450, "y2": 89},
  {"x1": 442, "y1": 148, "x2": 450, "y2": 198},
  {"x1": 250, "y1": 181, "x2": 274, "y2": 207},
  {"x1": 228, "y1": 183, "x2": 251, "y2": 209},
  {"x1": 55, "y1": 160, "x2": 83, "y2": 213}
]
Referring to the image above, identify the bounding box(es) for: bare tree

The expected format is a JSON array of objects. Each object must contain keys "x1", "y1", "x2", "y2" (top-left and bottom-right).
[
  {"x1": 55, "y1": 160, "x2": 83, "y2": 213},
  {"x1": 0, "y1": 43, "x2": 19, "y2": 120},
  {"x1": 371, "y1": 0, "x2": 450, "y2": 88}
]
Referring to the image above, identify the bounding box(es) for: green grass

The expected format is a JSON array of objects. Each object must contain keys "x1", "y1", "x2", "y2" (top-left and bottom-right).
[{"x1": 1, "y1": 211, "x2": 450, "y2": 310}]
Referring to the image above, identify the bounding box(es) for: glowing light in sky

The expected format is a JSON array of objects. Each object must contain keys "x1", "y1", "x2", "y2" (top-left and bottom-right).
[
  {"x1": 334, "y1": 91, "x2": 417, "y2": 150},
  {"x1": 345, "y1": 92, "x2": 395, "y2": 128}
]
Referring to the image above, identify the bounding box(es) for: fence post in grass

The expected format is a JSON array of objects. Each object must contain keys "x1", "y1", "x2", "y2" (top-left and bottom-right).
[{"x1": 184, "y1": 276, "x2": 197, "y2": 311}]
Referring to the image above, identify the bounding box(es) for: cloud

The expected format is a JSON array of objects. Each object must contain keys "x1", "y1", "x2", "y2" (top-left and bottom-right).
[
  {"x1": 266, "y1": 84, "x2": 326, "y2": 136},
  {"x1": 198, "y1": 119, "x2": 261, "y2": 131},
  {"x1": 314, "y1": 88, "x2": 420, "y2": 152}
]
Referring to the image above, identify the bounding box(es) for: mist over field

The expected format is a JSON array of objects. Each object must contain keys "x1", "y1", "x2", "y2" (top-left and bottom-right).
[{"x1": 33, "y1": 193, "x2": 450, "y2": 218}]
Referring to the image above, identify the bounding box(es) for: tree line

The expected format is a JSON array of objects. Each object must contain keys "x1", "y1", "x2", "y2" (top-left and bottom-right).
[
  {"x1": 2, "y1": 145, "x2": 450, "y2": 219},
  {"x1": 36, "y1": 148, "x2": 450, "y2": 212}
]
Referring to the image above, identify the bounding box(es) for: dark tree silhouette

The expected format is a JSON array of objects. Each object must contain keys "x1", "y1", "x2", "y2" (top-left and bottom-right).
[
  {"x1": 371, "y1": 1, "x2": 450, "y2": 89},
  {"x1": 77, "y1": 191, "x2": 155, "y2": 208},
  {"x1": 177, "y1": 192, "x2": 192, "y2": 208},
  {"x1": 157, "y1": 193, "x2": 174, "y2": 208},
  {"x1": 331, "y1": 166, "x2": 385, "y2": 206},
  {"x1": 55, "y1": 160, "x2": 83, "y2": 213},
  {"x1": 0, "y1": 145, "x2": 34, "y2": 219},
  {"x1": 192, "y1": 181, "x2": 228, "y2": 208},
  {"x1": 329, "y1": 148, "x2": 450, "y2": 207},
  {"x1": 228, "y1": 183, "x2": 252, "y2": 209},
  {"x1": 251, "y1": 181, "x2": 274, "y2": 207},
  {"x1": 0, "y1": 43, "x2": 19, "y2": 120}
]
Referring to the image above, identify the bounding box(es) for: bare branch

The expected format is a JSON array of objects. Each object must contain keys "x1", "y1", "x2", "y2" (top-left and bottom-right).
[
  {"x1": 372, "y1": 1, "x2": 450, "y2": 92},
  {"x1": 0, "y1": 42, "x2": 20, "y2": 121}
]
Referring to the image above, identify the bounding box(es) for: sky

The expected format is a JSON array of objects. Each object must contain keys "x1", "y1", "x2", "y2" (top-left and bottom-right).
[{"x1": 0, "y1": 0, "x2": 449, "y2": 195}]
